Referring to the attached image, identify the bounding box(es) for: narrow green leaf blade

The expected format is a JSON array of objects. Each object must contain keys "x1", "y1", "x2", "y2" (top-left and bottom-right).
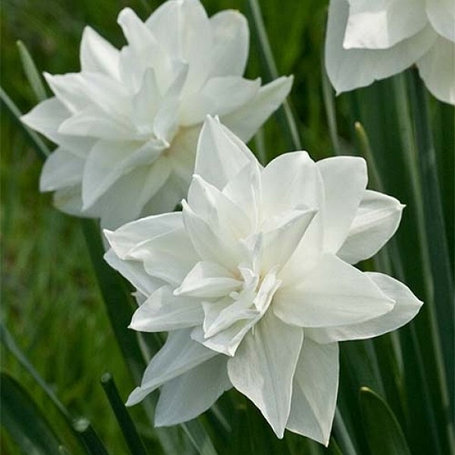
[
  {"x1": 0, "y1": 372, "x2": 62, "y2": 455},
  {"x1": 0, "y1": 86, "x2": 50, "y2": 160},
  {"x1": 17, "y1": 40, "x2": 47, "y2": 102},
  {"x1": 359, "y1": 387, "x2": 411, "y2": 455},
  {"x1": 100, "y1": 373, "x2": 148, "y2": 455}
]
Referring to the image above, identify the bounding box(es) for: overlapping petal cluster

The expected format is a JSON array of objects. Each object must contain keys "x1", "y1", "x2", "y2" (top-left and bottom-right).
[
  {"x1": 105, "y1": 117, "x2": 422, "y2": 445},
  {"x1": 22, "y1": 0, "x2": 292, "y2": 228},
  {"x1": 325, "y1": 0, "x2": 455, "y2": 104}
]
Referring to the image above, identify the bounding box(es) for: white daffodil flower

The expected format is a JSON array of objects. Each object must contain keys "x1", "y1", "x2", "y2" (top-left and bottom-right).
[
  {"x1": 325, "y1": 0, "x2": 455, "y2": 104},
  {"x1": 21, "y1": 0, "x2": 292, "y2": 228},
  {"x1": 104, "y1": 117, "x2": 422, "y2": 445}
]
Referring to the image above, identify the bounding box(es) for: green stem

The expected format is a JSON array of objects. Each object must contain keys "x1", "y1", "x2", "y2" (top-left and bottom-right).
[
  {"x1": 101, "y1": 373, "x2": 149, "y2": 455},
  {"x1": 246, "y1": 0, "x2": 302, "y2": 150},
  {"x1": 406, "y1": 71, "x2": 454, "y2": 404},
  {"x1": 0, "y1": 86, "x2": 50, "y2": 160},
  {"x1": 73, "y1": 419, "x2": 110, "y2": 455},
  {"x1": 333, "y1": 408, "x2": 358, "y2": 455}
]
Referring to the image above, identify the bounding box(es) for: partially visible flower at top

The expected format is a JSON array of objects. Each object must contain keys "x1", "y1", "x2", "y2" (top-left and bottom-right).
[
  {"x1": 21, "y1": 0, "x2": 292, "y2": 228},
  {"x1": 325, "y1": 0, "x2": 455, "y2": 104},
  {"x1": 104, "y1": 116, "x2": 422, "y2": 445}
]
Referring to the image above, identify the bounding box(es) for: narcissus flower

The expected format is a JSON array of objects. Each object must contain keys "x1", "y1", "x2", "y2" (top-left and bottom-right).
[
  {"x1": 21, "y1": 0, "x2": 292, "y2": 228},
  {"x1": 104, "y1": 117, "x2": 422, "y2": 445},
  {"x1": 325, "y1": 0, "x2": 455, "y2": 104}
]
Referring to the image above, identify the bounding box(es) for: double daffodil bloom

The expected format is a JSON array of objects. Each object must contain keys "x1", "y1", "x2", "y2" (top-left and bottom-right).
[
  {"x1": 325, "y1": 0, "x2": 455, "y2": 104},
  {"x1": 105, "y1": 117, "x2": 422, "y2": 445},
  {"x1": 22, "y1": 0, "x2": 292, "y2": 227}
]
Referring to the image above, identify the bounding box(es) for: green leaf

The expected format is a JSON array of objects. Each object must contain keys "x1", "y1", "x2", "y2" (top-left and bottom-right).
[
  {"x1": 246, "y1": 0, "x2": 302, "y2": 152},
  {"x1": 80, "y1": 219, "x2": 146, "y2": 385},
  {"x1": 0, "y1": 86, "x2": 50, "y2": 160},
  {"x1": 17, "y1": 40, "x2": 47, "y2": 102},
  {"x1": 359, "y1": 387, "x2": 411, "y2": 455},
  {"x1": 0, "y1": 372, "x2": 62, "y2": 455},
  {"x1": 72, "y1": 418, "x2": 110, "y2": 455},
  {"x1": 100, "y1": 373, "x2": 149, "y2": 455},
  {"x1": 406, "y1": 69, "x2": 454, "y2": 412}
]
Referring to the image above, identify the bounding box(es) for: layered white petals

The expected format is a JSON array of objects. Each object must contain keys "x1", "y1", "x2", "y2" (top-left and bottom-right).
[
  {"x1": 287, "y1": 340, "x2": 339, "y2": 446},
  {"x1": 343, "y1": 0, "x2": 427, "y2": 49},
  {"x1": 155, "y1": 356, "x2": 231, "y2": 426},
  {"x1": 417, "y1": 36, "x2": 455, "y2": 105},
  {"x1": 317, "y1": 156, "x2": 368, "y2": 253},
  {"x1": 104, "y1": 249, "x2": 162, "y2": 297},
  {"x1": 337, "y1": 190, "x2": 404, "y2": 264},
  {"x1": 175, "y1": 261, "x2": 242, "y2": 298},
  {"x1": 25, "y1": 1, "x2": 290, "y2": 226},
  {"x1": 222, "y1": 76, "x2": 293, "y2": 142},
  {"x1": 105, "y1": 119, "x2": 419, "y2": 443},
  {"x1": 273, "y1": 254, "x2": 394, "y2": 328},
  {"x1": 104, "y1": 212, "x2": 183, "y2": 259},
  {"x1": 227, "y1": 312, "x2": 303, "y2": 438},
  {"x1": 325, "y1": 0, "x2": 454, "y2": 104},
  {"x1": 130, "y1": 286, "x2": 203, "y2": 332},
  {"x1": 80, "y1": 26, "x2": 120, "y2": 78},
  {"x1": 426, "y1": 0, "x2": 455, "y2": 42},
  {"x1": 40, "y1": 148, "x2": 84, "y2": 191},
  {"x1": 126, "y1": 329, "x2": 216, "y2": 406},
  {"x1": 194, "y1": 116, "x2": 258, "y2": 190},
  {"x1": 209, "y1": 11, "x2": 249, "y2": 77},
  {"x1": 307, "y1": 273, "x2": 423, "y2": 343}
]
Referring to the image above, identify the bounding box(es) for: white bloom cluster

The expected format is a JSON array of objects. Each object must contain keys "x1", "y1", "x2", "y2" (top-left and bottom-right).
[
  {"x1": 105, "y1": 117, "x2": 422, "y2": 445},
  {"x1": 325, "y1": 0, "x2": 455, "y2": 104},
  {"x1": 22, "y1": 0, "x2": 292, "y2": 228}
]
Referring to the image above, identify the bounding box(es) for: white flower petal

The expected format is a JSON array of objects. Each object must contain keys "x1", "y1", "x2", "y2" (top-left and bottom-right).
[
  {"x1": 175, "y1": 261, "x2": 242, "y2": 298},
  {"x1": 80, "y1": 26, "x2": 120, "y2": 78},
  {"x1": 81, "y1": 140, "x2": 163, "y2": 210},
  {"x1": 118, "y1": 8, "x2": 157, "y2": 51},
  {"x1": 273, "y1": 253, "x2": 394, "y2": 328},
  {"x1": 209, "y1": 10, "x2": 249, "y2": 77},
  {"x1": 180, "y1": 77, "x2": 260, "y2": 126},
  {"x1": 261, "y1": 151, "x2": 323, "y2": 218},
  {"x1": 325, "y1": 0, "x2": 437, "y2": 93},
  {"x1": 58, "y1": 106, "x2": 132, "y2": 140},
  {"x1": 126, "y1": 329, "x2": 216, "y2": 406},
  {"x1": 188, "y1": 174, "x2": 252, "y2": 241},
  {"x1": 53, "y1": 185, "x2": 84, "y2": 217},
  {"x1": 317, "y1": 156, "x2": 368, "y2": 253},
  {"x1": 21, "y1": 97, "x2": 71, "y2": 144},
  {"x1": 146, "y1": 0, "x2": 212, "y2": 93},
  {"x1": 343, "y1": 0, "x2": 427, "y2": 49},
  {"x1": 222, "y1": 162, "x2": 262, "y2": 230},
  {"x1": 261, "y1": 208, "x2": 317, "y2": 273},
  {"x1": 195, "y1": 116, "x2": 258, "y2": 190},
  {"x1": 125, "y1": 227, "x2": 198, "y2": 286},
  {"x1": 426, "y1": 0, "x2": 455, "y2": 43},
  {"x1": 227, "y1": 312, "x2": 303, "y2": 438},
  {"x1": 155, "y1": 355, "x2": 231, "y2": 426},
  {"x1": 286, "y1": 340, "x2": 339, "y2": 446},
  {"x1": 130, "y1": 286, "x2": 203, "y2": 332},
  {"x1": 221, "y1": 76, "x2": 293, "y2": 142},
  {"x1": 104, "y1": 248, "x2": 162, "y2": 296},
  {"x1": 417, "y1": 36, "x2": 455, "y2": 105},
  {"x1": 40, "y1": 147, "x2": 84, "y2": 191},
  {"x1": 182, "y1": 200, "x2": 242, "y2": 271},
  {"x1": 104, "y1": 212, "x2": 183, "y2": 259},
  {"x1": 306, "y1": 273, "x2": 423, "y2": 343},
  {"x1": 337, "y1": 190, "x2": 404, "y2": 264}
]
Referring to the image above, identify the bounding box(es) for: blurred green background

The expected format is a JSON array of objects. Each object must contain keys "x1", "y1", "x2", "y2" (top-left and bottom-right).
[{"x1": 1, "y1": 0, "x2": 453, "y2": 454}]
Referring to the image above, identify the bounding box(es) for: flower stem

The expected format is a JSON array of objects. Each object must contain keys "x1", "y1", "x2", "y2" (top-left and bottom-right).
[
  {"x1": 100, "y1": 373, "x2": 149, "y2": 455},
  {"x1": 246, "y1": 0, "x2": 302, "y2": 151},
  {"x1": 406, "y1": 69, "x2": 454, "y2": 414}
]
